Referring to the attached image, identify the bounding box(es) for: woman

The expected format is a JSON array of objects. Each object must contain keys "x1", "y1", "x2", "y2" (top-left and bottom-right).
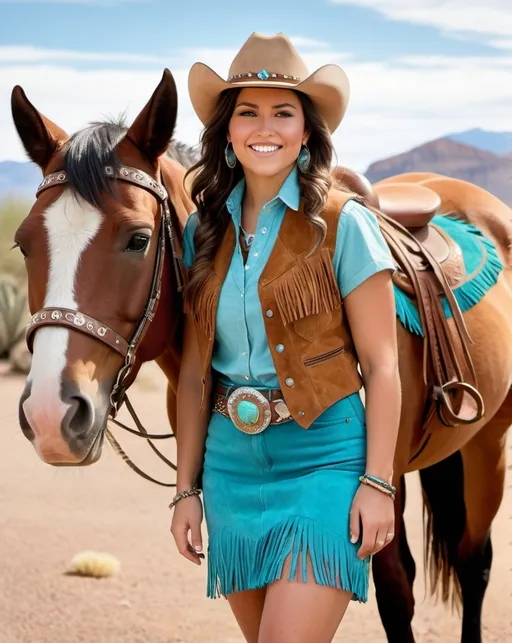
[{"x1": 170, "y1": 32, "x2": 401, "y2": 642}]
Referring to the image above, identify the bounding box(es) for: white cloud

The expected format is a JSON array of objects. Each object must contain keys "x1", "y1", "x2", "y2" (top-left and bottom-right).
[
  {"x1": 0, "y1": 46, "x2": 167, "y2": 65},
  {"x1": 330, "y1": 1, "x2": 512, "y2": 47},
  {"x1": 2, "y1": 39, "x2": 512, "y2": 172}
]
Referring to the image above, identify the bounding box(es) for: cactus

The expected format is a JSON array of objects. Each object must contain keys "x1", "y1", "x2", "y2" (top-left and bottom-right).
[{"x1": 0, "y1": 275, "x2": 28, "y2": 358}]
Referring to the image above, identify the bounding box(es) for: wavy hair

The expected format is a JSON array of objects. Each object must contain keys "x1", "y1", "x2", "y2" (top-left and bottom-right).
[{"x1": 184, "y1": 88, "x2": 336, "y2": 309}]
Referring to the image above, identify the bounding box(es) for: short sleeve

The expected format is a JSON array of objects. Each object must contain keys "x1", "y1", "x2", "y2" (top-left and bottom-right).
[
  {"x1": 333, "y1": 199, "x2": 396, "y2": 298},
  {"x1": 182, "y1": 211, "x2": 199, "y2": 269}
]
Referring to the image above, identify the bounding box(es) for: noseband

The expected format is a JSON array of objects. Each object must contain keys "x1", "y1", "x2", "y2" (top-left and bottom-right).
[{"x1": 25, "y1": 164, "x2": 185, "y2": 486}]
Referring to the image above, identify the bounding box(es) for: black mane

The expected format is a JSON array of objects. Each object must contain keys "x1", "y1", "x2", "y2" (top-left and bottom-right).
[{"x1": 63, "y1": 120, "x2": 127, "y2": 208}]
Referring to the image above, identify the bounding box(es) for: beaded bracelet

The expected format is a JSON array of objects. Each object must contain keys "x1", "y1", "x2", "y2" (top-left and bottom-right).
[
  {"x1": 359, "y1": 474, "x2": 396, "y2": 501},
  {"x1": 168, "y1": 487, "x2": 202, "y2": 510}
]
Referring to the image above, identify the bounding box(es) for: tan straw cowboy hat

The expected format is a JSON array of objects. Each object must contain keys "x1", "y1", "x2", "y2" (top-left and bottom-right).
[{"x1": 188, "y1": 32, "x2": 350, "y2": 133}]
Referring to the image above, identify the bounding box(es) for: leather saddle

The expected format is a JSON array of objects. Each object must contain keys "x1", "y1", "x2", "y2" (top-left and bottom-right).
[{"x1": 332, "y1": 167, "x2": 484, "y2": 429}]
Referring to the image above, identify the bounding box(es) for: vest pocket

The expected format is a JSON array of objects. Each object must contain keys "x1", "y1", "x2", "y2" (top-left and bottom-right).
[
  {"x1": 303, "y1": 345, "x2": 345, "y2": 367},
  {"x1": 293, "y1": 311, "x2": 333, "y2": 342}
]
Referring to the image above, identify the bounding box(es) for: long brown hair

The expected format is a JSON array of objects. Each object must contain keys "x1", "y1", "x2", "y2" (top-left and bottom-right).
[{"x1": 184, "y1": 88, "x2": 335, "y2": 309}]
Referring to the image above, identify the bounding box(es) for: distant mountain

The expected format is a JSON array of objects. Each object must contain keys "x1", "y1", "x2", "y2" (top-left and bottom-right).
[
  {"x1": 0, "y1": 161, "x2": 41, "y2": 200},
  {"x1": 365, "y1": 137, "x2": 512, "y2": 206},
  {"x1": 447, "y1": 128, "x2": 512, "y2": 156}
]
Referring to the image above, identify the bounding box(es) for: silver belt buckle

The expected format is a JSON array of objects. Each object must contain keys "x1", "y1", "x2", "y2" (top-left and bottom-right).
[{"x1": 227, "y1": 386, "x2": 272, "y2": 434}]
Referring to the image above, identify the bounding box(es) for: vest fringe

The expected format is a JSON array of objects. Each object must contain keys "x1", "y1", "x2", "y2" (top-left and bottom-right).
[
  {"x1": 273, "y1": 248, "x2": 341, "y2": 326},
  {"x1": 185, "y1": 276, "x2": 219, "y2": 339}
]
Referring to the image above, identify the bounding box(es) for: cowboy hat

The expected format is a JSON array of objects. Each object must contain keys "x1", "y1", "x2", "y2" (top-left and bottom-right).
[{"x1": 188, "y1": 32, "x2": 350, "y2": 133}]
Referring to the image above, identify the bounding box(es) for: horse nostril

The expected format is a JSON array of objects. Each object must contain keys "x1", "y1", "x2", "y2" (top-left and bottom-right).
[
  {"x1": 66, "y1": 394, "x2": 95, "y2": 436},
  {"x1": 19, "y1": 382, "x2": 35, "y2": 442}
]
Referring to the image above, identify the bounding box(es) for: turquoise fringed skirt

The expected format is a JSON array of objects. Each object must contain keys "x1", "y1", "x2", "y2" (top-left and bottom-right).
[{"x1": 202, "y1": 391, "x2": 369, "y2": 602}]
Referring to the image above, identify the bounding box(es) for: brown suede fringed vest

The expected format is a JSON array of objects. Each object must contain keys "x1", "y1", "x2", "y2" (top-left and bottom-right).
[{"x1": 191, "y1": 189, "x2": 364, "y2": 429}]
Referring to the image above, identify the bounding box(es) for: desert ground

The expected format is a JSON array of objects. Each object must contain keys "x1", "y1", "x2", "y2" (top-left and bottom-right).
[{"x1": 1, "y1": 359, "x2": 510, "y2": 643}]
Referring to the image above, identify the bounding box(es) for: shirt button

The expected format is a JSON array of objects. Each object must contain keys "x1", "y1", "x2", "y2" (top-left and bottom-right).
[
  {"x1": 285, "y1": 377, "x2": 294, "y2": 387},
  {"x1": 240, "y1": 293, "x2": 244, "y2": 297},
  {"x1": 253, "y1": 252, "x2": 259, "y2": 257},
  {"x1": 245, "y1": 375, "x2": 250, "y2": 381},
  {"x1": 242, "y1": 352, "x2": 247, "y2": 356},
  {"x1": 261, "y1": 227, "x2": 268, "y2": 234},
  {"x1": 266, "y1": 310, "x2": 273, "y2": 318},
  {"x1": 276, "y1": 344, "x2": 284, "y2": 353}
]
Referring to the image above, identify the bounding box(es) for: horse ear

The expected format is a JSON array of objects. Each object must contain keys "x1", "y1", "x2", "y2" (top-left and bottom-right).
[
  {"x1": 126, "y1": 68, "x2": 178, "y2": 165},
  {"x1": 11, "y1": 86, "x2": 68, "y2": 170}
]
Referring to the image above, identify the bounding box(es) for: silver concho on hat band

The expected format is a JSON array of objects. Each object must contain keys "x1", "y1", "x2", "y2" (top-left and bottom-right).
[{"x1": 227, "y1": 387, "x2": 272, "y2": 434}]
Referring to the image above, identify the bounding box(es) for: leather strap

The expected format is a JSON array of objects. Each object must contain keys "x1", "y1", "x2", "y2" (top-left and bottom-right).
[
  {"x1": 36, "y1": 165, "x2": 168, "y2": 202},
  {"x1": 377, "y1": 212, "x2": 484, "y2": 427}
]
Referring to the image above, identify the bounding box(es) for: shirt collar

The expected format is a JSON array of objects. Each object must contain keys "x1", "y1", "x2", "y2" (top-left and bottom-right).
[{"x1": 225, "y1": 166, "x2": 301, "y2": 216}]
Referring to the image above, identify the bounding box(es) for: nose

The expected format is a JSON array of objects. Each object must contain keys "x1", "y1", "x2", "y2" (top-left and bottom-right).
[{"x1": 19, "y1": 378, "x2": 98, "y2": 463}]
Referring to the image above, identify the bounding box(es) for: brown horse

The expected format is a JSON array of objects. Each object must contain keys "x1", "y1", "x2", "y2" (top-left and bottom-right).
[
  {"x1": 11, "y1": 69, "x2": 191, "y2": 467},
  {"x1": 10, "y1": 70, "x2": 512, "y2": 642},
  {"x1": 334, "y1": 166, "x2": 512, "y2": 642}
]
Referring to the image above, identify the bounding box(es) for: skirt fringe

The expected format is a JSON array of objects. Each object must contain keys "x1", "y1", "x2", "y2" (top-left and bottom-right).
[{"x1": 206, "y1": 515, "x2": 369, "y2": 602}]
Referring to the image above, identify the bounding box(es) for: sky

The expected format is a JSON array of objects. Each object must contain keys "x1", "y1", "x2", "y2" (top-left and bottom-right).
[{"x1": 1, "y1": 0, "x2": 512, "y2": 170}]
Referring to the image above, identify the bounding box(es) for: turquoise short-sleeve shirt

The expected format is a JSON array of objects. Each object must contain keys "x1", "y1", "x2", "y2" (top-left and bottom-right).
[{"x1": 182, "y1": 167, "x2": 395, "y2": 388}]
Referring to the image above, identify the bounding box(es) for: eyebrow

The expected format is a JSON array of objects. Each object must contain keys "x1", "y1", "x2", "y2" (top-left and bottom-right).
[{"x1": 235, "y1": 101, "x2": 297, "y2": 110}]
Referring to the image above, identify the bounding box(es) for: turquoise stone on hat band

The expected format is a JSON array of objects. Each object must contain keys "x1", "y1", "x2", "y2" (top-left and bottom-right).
[
  {"x1": 257, "y1": 69, "x2": 270, "y2": 80},
  {"x1": 237, "y1": 400, "x2": 260, "y2": 425}
]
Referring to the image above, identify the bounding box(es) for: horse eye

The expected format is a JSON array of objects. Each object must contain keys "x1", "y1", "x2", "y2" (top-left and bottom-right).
[{"x1": 125, "y1": 234, "x2": 150, "y2": 253}]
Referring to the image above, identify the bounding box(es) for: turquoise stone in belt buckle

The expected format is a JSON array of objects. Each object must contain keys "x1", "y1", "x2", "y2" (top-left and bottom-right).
[{"x1": 227, "y1": 387, "x2": 272, "y2": 434}]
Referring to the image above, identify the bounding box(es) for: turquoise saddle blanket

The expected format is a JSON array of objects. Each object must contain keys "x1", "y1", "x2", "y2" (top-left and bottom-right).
[{"x1": 393, "y1": 215, "x2": 503, "y2": 337}]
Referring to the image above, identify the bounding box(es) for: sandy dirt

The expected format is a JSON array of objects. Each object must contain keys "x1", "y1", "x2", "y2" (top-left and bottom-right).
[{"x1": 1, "y1": 360, "x2": 511, "y2": 643}]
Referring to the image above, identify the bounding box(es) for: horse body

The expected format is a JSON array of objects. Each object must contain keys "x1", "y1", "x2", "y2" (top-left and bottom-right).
[{"x1": 10, "y1": 72, "x2": 512, "y2": 642}]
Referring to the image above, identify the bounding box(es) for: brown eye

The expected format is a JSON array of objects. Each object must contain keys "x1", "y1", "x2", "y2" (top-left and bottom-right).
[{"x1": 125, "y1": 234, "x2": 150, "y2": 253}]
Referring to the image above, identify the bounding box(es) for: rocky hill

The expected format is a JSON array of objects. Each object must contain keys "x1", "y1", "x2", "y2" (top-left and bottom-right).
[{"x1": 365, "y1": 138, "x2": 512, "y2": 205}]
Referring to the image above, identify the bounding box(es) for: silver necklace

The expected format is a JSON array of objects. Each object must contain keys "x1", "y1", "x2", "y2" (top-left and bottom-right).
[{"x1": 240, "y1": 224, "x2": 255, "y2": 247}]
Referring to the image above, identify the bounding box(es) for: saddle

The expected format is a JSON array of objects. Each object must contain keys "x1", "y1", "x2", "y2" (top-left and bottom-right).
[{"x1": 334, "y1": 167, "x2": 484, "y2": 428}]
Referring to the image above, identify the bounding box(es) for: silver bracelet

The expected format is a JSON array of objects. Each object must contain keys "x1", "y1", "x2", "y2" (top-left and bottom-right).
[{"x1": 168, "y1": 487, "x2": 202, "y2": 510}]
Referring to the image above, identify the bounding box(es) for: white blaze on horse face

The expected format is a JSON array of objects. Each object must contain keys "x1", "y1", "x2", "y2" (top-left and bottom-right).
[{"x1": 23, "y1": 192, "x2": 102, "y2": 444}]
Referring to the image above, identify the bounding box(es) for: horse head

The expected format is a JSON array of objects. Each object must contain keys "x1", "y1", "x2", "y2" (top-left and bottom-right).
[{"x1": 11, "y1": 69, "x2": 191, "y2": 467}]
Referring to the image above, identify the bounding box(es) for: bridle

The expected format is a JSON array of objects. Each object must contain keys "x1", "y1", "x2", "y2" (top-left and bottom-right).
[{"x1": 25, "y1": 164, "x2": 185, "y2": 486}]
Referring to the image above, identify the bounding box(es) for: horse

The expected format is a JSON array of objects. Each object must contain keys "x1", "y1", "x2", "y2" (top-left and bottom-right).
[
  {"x1": 333, "y1": 165, "x2": 512, "y2": 642},
  {"x1": 11, "y1": 69, "x2": 192, "y2": 470},
  {"x1": 10, "y1": 69, "x2": 512, "y2": 642}
]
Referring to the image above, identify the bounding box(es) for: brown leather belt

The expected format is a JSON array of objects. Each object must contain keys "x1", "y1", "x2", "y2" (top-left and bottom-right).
[{"x1": 213, "y1": 383, "x2": 292, "y2": 434}]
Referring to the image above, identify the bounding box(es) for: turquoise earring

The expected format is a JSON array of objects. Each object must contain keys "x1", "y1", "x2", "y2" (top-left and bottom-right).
[
  {"x1": 297, "y1": 145, "x2": 311, "y2": 173},
  {"x1": 225, "y1": 142, "x2": 237, "y2": 169}
]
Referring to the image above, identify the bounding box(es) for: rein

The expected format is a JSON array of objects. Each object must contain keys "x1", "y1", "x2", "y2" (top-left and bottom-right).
[{"x1": 26, "y1": 164, "x2": 185, "y2": 487}]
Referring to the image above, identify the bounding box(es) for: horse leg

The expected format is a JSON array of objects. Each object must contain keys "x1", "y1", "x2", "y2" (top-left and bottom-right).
[
  {"x1": 419, "y1": 388, "x2": 511, "y2": 643},
  {"x1": 372, "y1": 476, "x2": 417, "y2": 643},
  {"x1": 454, "y1": 389, "x2": 511, "y2": 643}
]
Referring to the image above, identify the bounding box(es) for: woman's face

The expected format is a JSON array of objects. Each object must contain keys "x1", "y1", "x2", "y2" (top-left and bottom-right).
[{"x1": 227, "y1": 87, "x2": 307, "y2": 178}]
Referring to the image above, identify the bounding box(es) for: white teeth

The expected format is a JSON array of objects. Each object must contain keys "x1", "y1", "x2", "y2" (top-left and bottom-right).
[{"x1": 251, "y1": 145, "x2": 280, "y2": 153}]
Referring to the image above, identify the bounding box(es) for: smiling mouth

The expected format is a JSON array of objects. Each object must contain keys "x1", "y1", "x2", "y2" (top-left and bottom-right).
[{"x1": 249, "y1": 144, "x2": 282, "y2": 154}]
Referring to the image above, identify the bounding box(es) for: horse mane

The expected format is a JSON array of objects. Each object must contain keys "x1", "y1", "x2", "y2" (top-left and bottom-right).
[
  {"x1": 167, "y1": 140, "x2": 200, "y2": 169},
  {"x1": 63, "y1": 116, "x2": 198, "y2": 208},
  {"x1": 63, "y1": 119, "x2": 126, "y2": 209}
]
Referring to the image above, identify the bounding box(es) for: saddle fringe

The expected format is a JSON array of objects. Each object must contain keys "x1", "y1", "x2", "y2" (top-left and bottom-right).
[{"x1": 274, "y1": 248, "x2": 341, "y2": 326}]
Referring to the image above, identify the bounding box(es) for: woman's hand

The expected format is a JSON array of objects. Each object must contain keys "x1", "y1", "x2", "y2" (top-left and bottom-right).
[
  {"x1": 349, "y1": 483, "x2": 395, "y2": 559},
  {"x1": 170, "y1": 495, "x2": 205, "y2": 565}
]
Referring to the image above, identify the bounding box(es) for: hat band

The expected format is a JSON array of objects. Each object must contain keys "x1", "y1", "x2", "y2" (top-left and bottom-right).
[{"x1": 227, "y1": 69, "x2": 301, "y2": 83}]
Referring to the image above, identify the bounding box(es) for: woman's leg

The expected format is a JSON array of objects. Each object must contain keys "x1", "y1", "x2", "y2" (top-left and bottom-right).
[
  {"x1": 257, "y1": 556, "x2": 353, "y2": 643},
  {"x1": 226, "y1": 588, "x2": 267, "y2": 643}
]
